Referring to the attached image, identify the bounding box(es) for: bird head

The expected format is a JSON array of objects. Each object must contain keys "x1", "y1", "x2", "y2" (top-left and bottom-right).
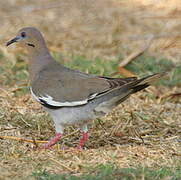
[{"x1": 6, "y1": 27, "x2": 48, "y2": 55}]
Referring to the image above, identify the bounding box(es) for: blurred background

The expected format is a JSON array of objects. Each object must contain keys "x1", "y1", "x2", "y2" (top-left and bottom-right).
[
  {"x1": 1, "y1": 0, "x2": 181, "y2": 86},
  {"x1": 0, "y1": 0, "x2": 180, "y2": 179}
]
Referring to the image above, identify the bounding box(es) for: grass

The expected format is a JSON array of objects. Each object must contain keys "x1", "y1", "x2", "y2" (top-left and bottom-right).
[
  {"x1": 126, "y1": 55, "x2": 181, "y2": 87},
  {"x1": 32, "y1": 164, "x2": 181, "y2": 180},
  {"x1": 63, "y1": 56, "x2": 119, "y2": 76},
  {"x1": 64, "y1": 55, "x2": 181, "y2": 87}
]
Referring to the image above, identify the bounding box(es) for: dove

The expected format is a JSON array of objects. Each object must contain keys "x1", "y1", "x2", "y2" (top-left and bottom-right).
[{"x1": 6, "y1": 27, "x2": 165, "y2": 149}]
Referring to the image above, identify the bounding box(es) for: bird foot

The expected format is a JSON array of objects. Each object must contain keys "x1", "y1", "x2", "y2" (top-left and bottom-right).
[
  {"x1": 77, "y1": 132, "x2": 89, "y2": 150},
  {"x1": 40, "y1": 133, "x2": 62, "y2": 149}
]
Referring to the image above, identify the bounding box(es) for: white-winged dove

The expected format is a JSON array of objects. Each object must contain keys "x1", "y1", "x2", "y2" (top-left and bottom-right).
[{"x1": 6, "y1": 27, "x2": 165, "y2": 149}]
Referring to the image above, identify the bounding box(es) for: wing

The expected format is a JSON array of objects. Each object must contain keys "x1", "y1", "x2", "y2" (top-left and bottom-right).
[{"x1": 31, "y1": 63, "x2": 137, "y2": 108}]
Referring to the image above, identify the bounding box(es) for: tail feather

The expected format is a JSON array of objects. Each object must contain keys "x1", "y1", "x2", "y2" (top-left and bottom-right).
[
  {"x1": 132, "y1": 84, "x2": 150, "y2": 93},
  {"x1": 137, "y1": 72, "x2": 167, "y2": 86},
  {"x1": 132, "y1": 72, "x2": 167, "y2": 93}
]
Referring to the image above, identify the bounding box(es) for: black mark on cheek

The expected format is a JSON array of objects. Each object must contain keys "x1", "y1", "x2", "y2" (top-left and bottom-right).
[{"x1": 27, "y1": 43, "x2": 35, "y2": 47}]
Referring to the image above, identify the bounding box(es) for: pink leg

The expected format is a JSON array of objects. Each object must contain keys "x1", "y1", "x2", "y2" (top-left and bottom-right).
[
  {"x1": 41, "y1": 133, "x2": 62, "y2": 149},
  {"x1": 77, "y1": 132, "x2": 89, "y2": 149}
]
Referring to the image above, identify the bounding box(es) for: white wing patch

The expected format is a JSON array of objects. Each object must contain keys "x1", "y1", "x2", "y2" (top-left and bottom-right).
[
  {"x1": 39, "y1": 94, "x2": 88, "y2": 106},
  {"x1": 30, "y1": 87, "x2": 96, "y2": 107},
  {"x1": 88, "y1": 93, "x2": 98, "y2": 100}
]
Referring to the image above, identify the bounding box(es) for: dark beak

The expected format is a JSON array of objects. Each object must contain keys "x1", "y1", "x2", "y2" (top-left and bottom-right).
[{"x1": 6, "y1": 36, "x2": 21, "y2": 46}]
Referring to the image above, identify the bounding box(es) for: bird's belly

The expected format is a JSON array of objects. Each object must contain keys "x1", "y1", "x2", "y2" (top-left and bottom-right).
[{"x1": 45, "y1": 103, "x2": 103, "y2": 127}]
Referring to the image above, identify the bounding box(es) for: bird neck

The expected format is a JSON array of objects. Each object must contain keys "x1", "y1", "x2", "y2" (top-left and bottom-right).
[{"x1": 27, "y1": 47, "x2": 54, "y2": 82}]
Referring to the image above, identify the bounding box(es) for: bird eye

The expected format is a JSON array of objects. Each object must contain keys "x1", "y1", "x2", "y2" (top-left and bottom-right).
[{"x1": 21, "y1": 32, "x2": 26, "y2": 38}]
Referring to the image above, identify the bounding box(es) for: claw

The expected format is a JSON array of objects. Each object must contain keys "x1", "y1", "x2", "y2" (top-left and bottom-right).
[
  {"x1": 40, "y1": 133, "x2": 62, "y2": 149},
  {"x1": 77, "y1": 132, "x2": 89, "y2": 149}
]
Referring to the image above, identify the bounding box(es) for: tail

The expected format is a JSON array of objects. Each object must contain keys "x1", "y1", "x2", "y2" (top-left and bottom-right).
[{"x1": 132, "y1": 72, "x2": 167, "y2": 93}]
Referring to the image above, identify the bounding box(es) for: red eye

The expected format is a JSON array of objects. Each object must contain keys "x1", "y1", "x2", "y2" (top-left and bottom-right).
[{"x1": 21, "y1": 32, "x2": 26, "y2": 38}]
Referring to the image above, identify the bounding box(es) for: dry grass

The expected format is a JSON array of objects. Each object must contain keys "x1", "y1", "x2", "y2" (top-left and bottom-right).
[
  {"x1": 0, "y1": 89, "x2": 180, "y2": 179},
  {"x1": 1, "y1": 0, "x2": 181, "y2": 62},
  {"x1": 0, "y1": 0, "x2": 181, "y2": 179}
]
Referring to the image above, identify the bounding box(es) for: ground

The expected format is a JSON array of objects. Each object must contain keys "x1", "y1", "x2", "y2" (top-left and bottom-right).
[{"x1": 0, "y1": 0, "x2": 180, "y2": 179}]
